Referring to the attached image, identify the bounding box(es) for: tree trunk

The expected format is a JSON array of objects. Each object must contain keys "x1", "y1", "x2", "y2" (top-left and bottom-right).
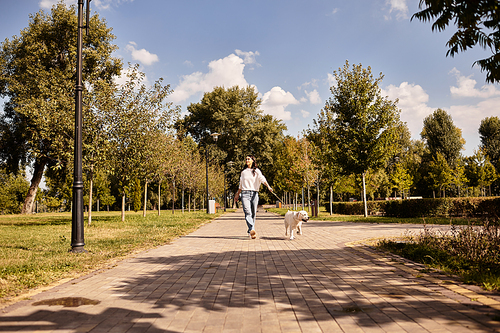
[
  {"x1": 307, "y1": 185, "x2": 311, "y2": 212},
  {"x1": 316, "y1": 179, "x2": 320, "y2": 212},
  {"x1": 362, "y1": 172, "x2": 368, "y2": 217},
  {"x1": 121, "y1": 193, "x2": 126, "y2": 222},
  {"x1": 88, "y1": 169, "x2": 93, "y2": 226},
  {"x1": 158, "y1": 182, "x2": 161, "y2": 216},
  {"x1": 22, "y1": 157, "x2": 47, "y2": 214},
  {"x1": 301, "y1": 188, "x2": 305, "y2": 210},
  {"x1": 330, "y1": 185, "x2": 333, "y2": 216},
  {"x1": 188, "y1": 192, "x2": 191, "y2": 212},
  {"x1": 143, "y1": 180, "x2": 148, "y2": 217},
  {"x1": 172, "y1": 179, "x2": 175, "y2": 214},
  {"x1": 182, "y1": 187, "x2": 185, "y2": 213}
]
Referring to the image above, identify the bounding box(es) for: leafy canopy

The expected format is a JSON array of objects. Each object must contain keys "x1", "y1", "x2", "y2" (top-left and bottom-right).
[
  {"x1": 315, "y1": 60, "x2": 402, "y2": 176},
  {"x1": 412, "y1": 0, "x2": 500, "y2": 83}
]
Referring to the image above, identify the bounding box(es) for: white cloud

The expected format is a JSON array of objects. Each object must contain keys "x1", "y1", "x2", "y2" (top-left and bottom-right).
[
  {"x1": 385, "y1": 0, "x2": 408, "y2": 20},
  {"x1": 93, "y1": 0, "x2": 134, "y2": 10},
  {"x1": 301, "y1": 110, "x2": 310, "y2": 118},
  {"x1": 235, "y1": 50, "x2": 260, "y2": 65},
  {"x1": 298, "y1": 79, "x2": 319, "y2": 90},
  {"x1": 39, "y1": 0, "x2": 65, "y2": 8},
  {"x1": 183, "y1": 60, "x2": 194, "y2": 68},
  {"x1": 327, "y1": 73, "x2": 337, "y2": 88},
  {"x1": 327, "y1": 8, "x2": 340, "y2": 16},
  {"x1": 448, "y1": 97, "x2": 500, "y2": 149},
  {"x1": 382, "y1": 82, "x2": 434, "y2": 138},
  {"x1": 260, "y1": 87, "x2": 299, "y2": 121},
  {"x1": 449, "y1": 68, "x2": 500, "y2": 98},
  {"x1": 305, "y1": 89, "x2": 322, "y2": 104},
  {"x1": 170, "y1": 52, "x2": 249, "y2": 103},
  {"x1": 125, "y1": 42, "x2": 159, "y2": 66}
]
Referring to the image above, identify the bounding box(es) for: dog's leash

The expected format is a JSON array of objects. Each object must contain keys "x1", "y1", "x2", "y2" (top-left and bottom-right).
[{"x1": 270, "y1": 190, "x2": 283, "y2": 203}]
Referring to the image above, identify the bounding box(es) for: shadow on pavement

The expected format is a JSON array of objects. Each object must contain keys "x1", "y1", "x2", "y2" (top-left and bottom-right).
[
  {"x1": 0, "y1": 307, "x2": 170, "y2": 332},
  {"x1": 107, "y1": 247, "x2": 500, "y2": 330}
]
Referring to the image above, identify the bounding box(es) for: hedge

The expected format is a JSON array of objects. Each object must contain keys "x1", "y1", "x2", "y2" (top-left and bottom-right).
[{"x1": 325, "y1": 197, "x2": 500, "y2": 218}]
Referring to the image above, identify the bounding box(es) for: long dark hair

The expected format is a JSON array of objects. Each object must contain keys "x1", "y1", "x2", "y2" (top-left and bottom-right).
[{"x1": 244, "y1": 155, "x2": 258, "y2": 176}]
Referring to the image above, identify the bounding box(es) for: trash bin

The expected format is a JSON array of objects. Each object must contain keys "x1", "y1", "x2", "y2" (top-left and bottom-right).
[
  {"x1": 276, "y1": 201, "x2": 281, "y2": 208},
  {"x1": 208, "y1": 200, "x2": 216, "y2": 214}
]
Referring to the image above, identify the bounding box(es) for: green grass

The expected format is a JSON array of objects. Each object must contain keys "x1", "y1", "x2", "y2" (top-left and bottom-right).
[
  {"x1": 377, "y1": 237, "x2": 500, "y2": 291},
  {"x1": 0, "y1": 210, "x2": 228, "y2": 303},
  {"x1": 267, "y1": 207, "x2": 476, "y2": 225}
]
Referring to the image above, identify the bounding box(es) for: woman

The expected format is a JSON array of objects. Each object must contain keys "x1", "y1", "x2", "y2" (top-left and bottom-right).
[{"x1": 235, "y1": 155, "x2": 273, "y2": 239}]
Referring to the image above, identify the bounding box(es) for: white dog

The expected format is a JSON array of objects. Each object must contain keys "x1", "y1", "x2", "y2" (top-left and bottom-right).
[{"x1": 284, "y1": 210, "x2": 309, "y2": 240}]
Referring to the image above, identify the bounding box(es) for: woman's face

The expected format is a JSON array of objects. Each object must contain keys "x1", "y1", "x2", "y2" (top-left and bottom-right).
[{"x1": 245, "y1": 156, "x2": 253, "y2": 168}]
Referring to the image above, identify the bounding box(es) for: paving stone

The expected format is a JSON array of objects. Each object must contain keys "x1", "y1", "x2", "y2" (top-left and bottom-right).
[{"x1": 1, "y1": 209, "x2": 500, "y2": 332}]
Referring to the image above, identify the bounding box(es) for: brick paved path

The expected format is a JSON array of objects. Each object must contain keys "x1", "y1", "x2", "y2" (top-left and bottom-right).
[{"x1": 2, "y1": 209, "x2": 500, "y2": 332}]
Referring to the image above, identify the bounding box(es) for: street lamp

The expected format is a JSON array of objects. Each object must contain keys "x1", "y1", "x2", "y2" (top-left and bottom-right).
[
  {"x1": 224, "y1": 161, "x2": 234, "y2": 212},
  {"x1": 71, "y1": 0, "x2": 91, "y2": 253},
  {"x1": 206, "y1": 132, "x2": 219, "y2": 214}
]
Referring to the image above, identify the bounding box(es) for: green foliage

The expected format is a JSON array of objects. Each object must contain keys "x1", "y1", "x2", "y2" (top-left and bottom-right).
[
  {"x1": 317, "y1": 60, "x2": 402, "y2": 176},
  {"x1": 0, "y1": 169, "x2": 29, "y2": 214},
  {"x1": 383, "y1": 197, "x2": 500, "y2": 218},
  {"x1": 106, "y1": 64, "x2": 179, "y2": 220},
  {"x1": 421, "y1": 109, "x2": 465, "y2": 167},
  {"x1": 427, "y1": 152, "x2": 454, "y2": 195},
  {"x1": 391, "y1": 162, "x2": 413, "y2": 198},
  {"x1": 179, "y1": 85, "x2": 286, "y2": 195},
  {"x1": 324, "y1": 197, "x2": 500, "y2": 218},
  {"x1": 412, "y1": 0, "x2": 500, "y2": 83},
  {"x1": 479, "y1": 116, "x2": 500, "y2": 171},
  {"x1": 465, "y1": 149, "x2": 498, "y2": 196},
  {"x1": 0, "y1": 3, "x2": 121, "y2": 213},
  {"x1": 273, "y1": 136, "x2": 318, "y2": 194},
  {"x1": 324, "y1": 200, "x2": 385, "y2": 216}
]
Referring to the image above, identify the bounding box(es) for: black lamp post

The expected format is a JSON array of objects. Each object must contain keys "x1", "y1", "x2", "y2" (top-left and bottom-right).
[
  {"x1": 224, "y1": 161, "x2": 234, "y2": 212},
  {"x1": 205, "y1": 133, "x2": 219, "y2": 213},
  {"x1": 71, "y1": 0, "x2": 90, "y2": 253}
]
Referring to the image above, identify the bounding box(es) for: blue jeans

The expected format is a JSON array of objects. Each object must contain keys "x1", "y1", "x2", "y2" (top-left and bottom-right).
[{"x1": 241, "y1": 190, "x2": 259, "y2": 233}]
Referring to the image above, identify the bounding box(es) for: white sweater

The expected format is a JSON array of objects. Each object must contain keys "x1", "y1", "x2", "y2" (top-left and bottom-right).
[{"x1": 239, "y1": 168, "x2": 267, "y2": 191}]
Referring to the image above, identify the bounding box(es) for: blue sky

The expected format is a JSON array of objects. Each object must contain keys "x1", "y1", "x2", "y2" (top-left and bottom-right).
[{"x1": 1, "y1": 0, "x2": 499, "y2": 157}]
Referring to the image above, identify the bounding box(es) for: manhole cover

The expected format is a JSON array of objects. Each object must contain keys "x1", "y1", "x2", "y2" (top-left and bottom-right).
[{"x1": 32, "y1": 297, "x2": 100, "y2": 307}]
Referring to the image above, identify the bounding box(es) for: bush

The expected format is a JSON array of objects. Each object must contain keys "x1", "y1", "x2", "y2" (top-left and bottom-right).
[
  {"x1": 325, "y1": 197, "x2": 500, "y2": 218},
  {"x1": 324, "y1": 201, "x2": 384, "y2": 215}
]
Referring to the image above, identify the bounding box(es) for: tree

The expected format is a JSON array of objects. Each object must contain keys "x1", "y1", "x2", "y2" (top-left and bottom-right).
[
  {"x1": 427, "y1": 152, "x2": 454, "y2": 197},
  {"x1": 107, "y1": 64, "x2": 178, "y2": 221},
  {"x1": 465, "y1": 149, "x2": 498, "y2": 196},
  {"x1": 0, "y1": 3, "x2": 121, "y2": 214},
  {"x1": 83, "y1": 79, "x2": 115, "y2": 225},
  {"x1": 412, "y1": 0, "x2": 500, "y2": 83},
  {"x1": 179, "y1": 85, "x2": 286, "y2": 198},
  {"x1": 479, "y1": 116, "x2": 500, "y2": 171},
  {"x1": 0, "y1": 168, "x2": 30, "y2": 214},
  {"x1": 314, "y1": 61, "x2": 402, "y2": 216},
  {"x1": 391, "y1": 163, "x2": 413, "y2": 199},
  {"x1": 421, "y1": 109, "x2": 465, "y2": 167}
]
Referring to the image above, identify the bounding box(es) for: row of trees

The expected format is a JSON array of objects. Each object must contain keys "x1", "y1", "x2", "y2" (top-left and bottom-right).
[{"x1": 1, "y1": 4, "x2": 499, "y2": 218}]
